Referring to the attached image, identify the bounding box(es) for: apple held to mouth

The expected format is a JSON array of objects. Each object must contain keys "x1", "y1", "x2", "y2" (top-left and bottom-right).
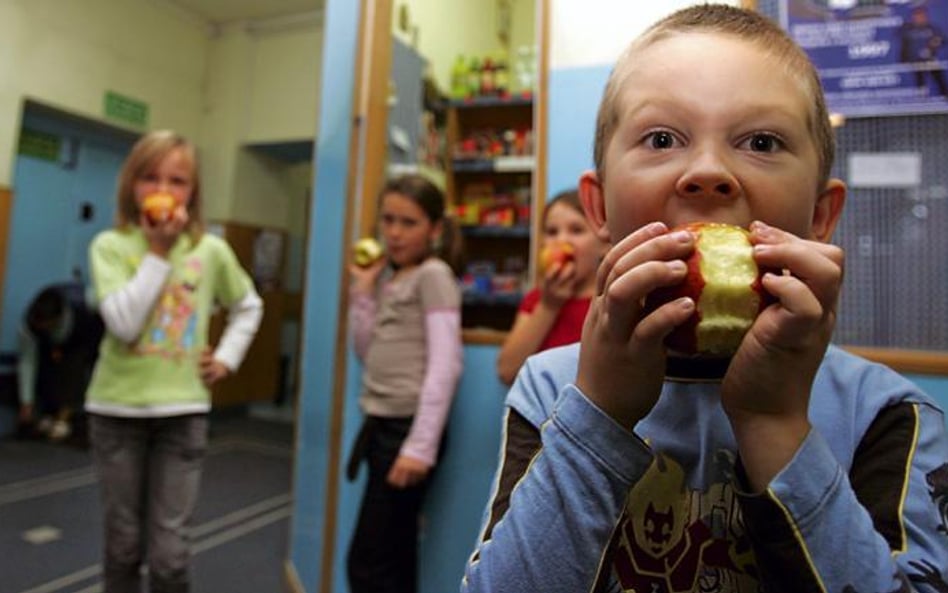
[
  {"x1": 645, "y1": 222, "x2": 772, "y2": 358},
  {"x1": 142, "y1": 192, "x2": 177, "y2": 225},
  {"x1": 353, "y1": 237, "x2": 384, "y2": 267},
  {"x1": 539, "y1": 242, "x2": 575, "y2": 272}
]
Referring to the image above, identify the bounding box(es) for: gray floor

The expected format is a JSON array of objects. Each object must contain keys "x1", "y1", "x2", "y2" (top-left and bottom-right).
[{"x1": 0, "y1": 406, "x2": 295, "y2": 593}]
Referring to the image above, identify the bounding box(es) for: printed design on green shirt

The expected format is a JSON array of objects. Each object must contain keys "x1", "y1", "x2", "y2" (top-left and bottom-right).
[
  {"x1": 136, "y1": 257, "x2": 202, "y2": 361},
  {"x1": 613, "y1": 452, "x2": 758, "y2": 592}
]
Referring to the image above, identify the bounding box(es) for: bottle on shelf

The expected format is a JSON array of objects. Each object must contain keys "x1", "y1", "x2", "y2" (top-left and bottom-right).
[
  {"x1": 467, "y1": 57, "x2": 482, "y2": 99},
  {"x1": 450, "y1": 54, "x2": 469, "y2": 100},
  {"x1": 494, "y1": 51, "x2": 510, "y2": 98},
  {"x1": 514, "y1": 45, "x2": 537, "y2": 97},
  {"x1": 480, "y1": 56, "x2": 496, "y2": 97}
]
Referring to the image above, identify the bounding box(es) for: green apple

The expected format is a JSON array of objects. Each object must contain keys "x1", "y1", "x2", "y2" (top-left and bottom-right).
[{"x1": 353, "y1": 237, "x2": 384, "y2": 267}]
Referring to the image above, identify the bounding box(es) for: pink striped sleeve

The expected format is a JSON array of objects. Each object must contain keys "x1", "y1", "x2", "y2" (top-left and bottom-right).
[{"x1": 399, "y1": 308, "x2": 463, "y2": 466}]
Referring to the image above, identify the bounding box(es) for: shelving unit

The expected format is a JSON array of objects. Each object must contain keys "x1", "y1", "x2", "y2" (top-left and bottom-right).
[{"x1": 445, "y1": 96, "x2": 536, "y2": 335}]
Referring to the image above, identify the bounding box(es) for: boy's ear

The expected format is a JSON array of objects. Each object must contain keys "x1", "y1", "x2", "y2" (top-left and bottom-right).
[
  {"x1": 810, "y1": 178, "x2": 846, "y2": 242},
  {"x1": 579, "y1": 170, "x2": 612, "y2": 243}
]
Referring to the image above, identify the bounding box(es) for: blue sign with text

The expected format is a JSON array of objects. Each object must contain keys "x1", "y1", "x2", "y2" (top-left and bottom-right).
[{"x1": 782, "y1": 0, "x2": 948, "y2": 116}]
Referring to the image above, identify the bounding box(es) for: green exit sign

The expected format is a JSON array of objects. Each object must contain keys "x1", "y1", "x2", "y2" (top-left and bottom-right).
[
  {"x1": 18, "y1": 128, "x2": 61, "y2": 162},
  {"x1": 104, "y1": 91, "x2": 149, "y2": 128}
]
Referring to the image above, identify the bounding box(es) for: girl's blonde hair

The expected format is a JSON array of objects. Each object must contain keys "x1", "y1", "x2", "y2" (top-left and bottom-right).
[
  {"x1": 593, "y1": 4, "x2": 835, "y2": 191},
  {"x1": 114, "y1": 130, "x2": 204, "y2": 242}
]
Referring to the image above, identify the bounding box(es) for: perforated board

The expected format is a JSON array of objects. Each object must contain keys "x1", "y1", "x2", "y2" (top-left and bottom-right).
[{"x1": 761, "y1": 0, "x2": 948, "y2": 351}]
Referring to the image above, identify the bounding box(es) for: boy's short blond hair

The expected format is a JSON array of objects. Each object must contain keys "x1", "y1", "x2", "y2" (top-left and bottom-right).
[{"x1": 593, "y1": 4, "x2": 834, "y2": 190}]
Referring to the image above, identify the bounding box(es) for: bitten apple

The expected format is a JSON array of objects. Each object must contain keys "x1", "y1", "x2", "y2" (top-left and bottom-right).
[
  {"x1": 353, "y1": 237, "x2": 384, "y2": 267},
  {"x1": 141, "y1": 192, "x2": 177, "y2": 225},
  {"x1": 645, "y1": 222, "x2": 771, "y2": 358},
  {"x1": 539, "y1": 241, "x2": 575, "y2": 272}
]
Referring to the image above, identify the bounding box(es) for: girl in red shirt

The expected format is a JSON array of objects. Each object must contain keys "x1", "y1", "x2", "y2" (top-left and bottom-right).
[{"x1": 496, "y1": 190, "x2": 607, "y2": 385}]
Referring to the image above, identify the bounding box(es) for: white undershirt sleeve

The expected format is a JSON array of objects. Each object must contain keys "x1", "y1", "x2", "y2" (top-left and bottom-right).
[
  {"x1": 98, "y1": 253, "x2": 172, "y2": 344},
  {"x1": 212, "y1": 288, "x2": 264, "y2": 371}
]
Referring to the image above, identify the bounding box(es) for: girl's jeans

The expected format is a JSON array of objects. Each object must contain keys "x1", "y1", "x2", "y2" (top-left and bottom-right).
[{"x1": 89, "y1": 413, "x2": 208, "y2": 593}]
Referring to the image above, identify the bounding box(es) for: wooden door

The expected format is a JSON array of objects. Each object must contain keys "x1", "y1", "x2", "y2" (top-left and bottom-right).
[{"x1": 208, "y1": 221, "x2": 287, "y2": 407}]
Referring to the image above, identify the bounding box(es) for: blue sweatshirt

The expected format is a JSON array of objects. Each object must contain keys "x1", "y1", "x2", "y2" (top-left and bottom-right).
[{"x1": 462, "y1": 345, "x2": 948, "y2": 593}]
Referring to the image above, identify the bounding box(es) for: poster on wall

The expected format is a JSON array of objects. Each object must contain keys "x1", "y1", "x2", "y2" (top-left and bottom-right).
[{"x1": 780, "y1": 0, "x2": 948, "y2": 116}]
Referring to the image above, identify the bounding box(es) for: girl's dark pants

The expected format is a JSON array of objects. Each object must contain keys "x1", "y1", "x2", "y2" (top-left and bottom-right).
[{"x1": 346, "y1": 416, "x2": 437, "y2": 593}]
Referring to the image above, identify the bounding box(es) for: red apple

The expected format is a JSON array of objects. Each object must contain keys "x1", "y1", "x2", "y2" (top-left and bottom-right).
[
  {"x1": 353, "y1": 237, "x2": 384, "y2": 267},
  {"x1": 644, "y1": 222, "x2": 772, "y2": 358},
  {"x1": 142, "y1": 192, "x2": 177, "y2": 225},
  {"x1": 539, "y1": 241, "x2": 575, "y2": 272}
]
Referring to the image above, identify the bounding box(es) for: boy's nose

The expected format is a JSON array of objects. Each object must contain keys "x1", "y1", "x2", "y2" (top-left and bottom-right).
[{"x1": 676, "y1": 149, "x2": 738, "y2": 199}]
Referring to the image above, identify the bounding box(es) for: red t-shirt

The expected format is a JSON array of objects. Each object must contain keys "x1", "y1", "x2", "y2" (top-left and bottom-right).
[{"x1": 518, "y1": 288, "x2": 591, "y2": 351}]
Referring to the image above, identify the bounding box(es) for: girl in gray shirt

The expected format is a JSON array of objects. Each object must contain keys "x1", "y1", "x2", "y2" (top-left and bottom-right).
[{"x1": 346, "y1": 174, "x2": 464, "y2": 593}]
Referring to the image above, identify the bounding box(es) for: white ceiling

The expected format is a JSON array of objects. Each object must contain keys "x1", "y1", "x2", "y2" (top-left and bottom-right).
[{"x1": 157, "y1": 0, "x2": 324, "y2": 28}]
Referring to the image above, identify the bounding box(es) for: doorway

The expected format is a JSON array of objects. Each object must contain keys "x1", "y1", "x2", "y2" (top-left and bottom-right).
[{"x1": 0, "y1": 101, "x2": 137, "y2": 357}]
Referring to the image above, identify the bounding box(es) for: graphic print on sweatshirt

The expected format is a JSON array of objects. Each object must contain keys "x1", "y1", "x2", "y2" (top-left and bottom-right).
[
  {"x1": 610, "y1": 452, "x2": 760, "y2": 593},
  {"x1": 136, "y1": 257, "x2": 201, "y2": 360}
]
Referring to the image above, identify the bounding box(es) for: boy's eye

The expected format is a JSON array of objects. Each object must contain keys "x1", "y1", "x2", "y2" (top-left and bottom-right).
[
  {"x1": 646, "y1": 131, "x2": 677, "y2": 150},
  {"x1": 743, "y1": 133, "x2": 782, "y2": 153}
]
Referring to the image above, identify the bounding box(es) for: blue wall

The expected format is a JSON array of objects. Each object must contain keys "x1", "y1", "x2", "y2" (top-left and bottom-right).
[
  {"x1": 1, "y1": 112, "x2": 131, "y2": 355},
  {"x1": 329, "y1": 348, "x2": 507, "y2": 593},
  {"x1": 546, "y1": 65, "x2": 611, "y2": 195},
  {"x1": 287, "y1": 0, "x2": 360, "y2": 589}
]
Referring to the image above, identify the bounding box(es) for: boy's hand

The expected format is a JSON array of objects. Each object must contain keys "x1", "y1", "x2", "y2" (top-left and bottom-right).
[
  {"x1": 723, "y1": 221, "x2": 844, "y2": 489},
  {"x1": 576, "y1": 222, "x2": 696, "y2": 428}
]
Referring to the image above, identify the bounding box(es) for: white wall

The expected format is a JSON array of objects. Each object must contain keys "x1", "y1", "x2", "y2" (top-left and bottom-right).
[
  {"x1": 510, "y1": 0, "x2": 537, "y2": 59},
  {"x1": 200, "y1": 22, "x2": 321, "y2": 228},
  {"x1": 393, "y1": 0, "x2": 503, "y2": 94},
  {"x1": 0, "y1": 0, "x2": 208, "y2": 187},
  {"x1": 551, "y1": 0, "x2": 740, "y2": 68},
  {"x1": 246, "y1": 28, "x2": 323, "y2": 143},
  {"x1": 0, "y1": 0, "x2": 322, "y2": 230}
]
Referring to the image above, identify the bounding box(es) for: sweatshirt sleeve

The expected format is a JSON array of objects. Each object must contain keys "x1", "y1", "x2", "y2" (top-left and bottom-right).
[
  {"x1": 461, "y1": 364, "x2": 654, "y2": 593},
  {"x1": 738, "y1": 400, "x2": 948, "y2": 593}
]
